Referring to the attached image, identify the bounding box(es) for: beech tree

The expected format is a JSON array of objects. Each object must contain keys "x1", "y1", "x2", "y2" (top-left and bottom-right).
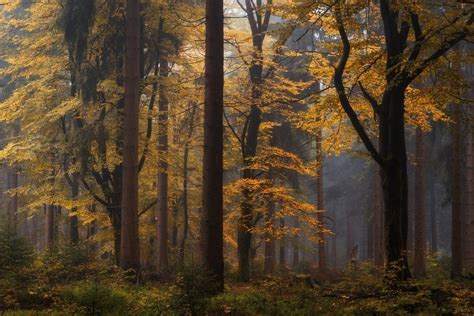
[
  {"x1": 201, "y1": 0, "x2": 224, "y2": 292},
  {"x1": 120, "y1": 0, "x2": 141, "y2": 274}
]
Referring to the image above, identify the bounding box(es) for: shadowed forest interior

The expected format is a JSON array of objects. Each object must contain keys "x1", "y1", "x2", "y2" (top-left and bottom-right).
[{"x1": 0, "y1": 0, "x2": 473, "y2": 315}]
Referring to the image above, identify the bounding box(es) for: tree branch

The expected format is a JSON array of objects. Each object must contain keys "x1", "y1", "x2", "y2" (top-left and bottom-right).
[{"x1": 334, "y1": 3, "x2": 384, "y2": 167}]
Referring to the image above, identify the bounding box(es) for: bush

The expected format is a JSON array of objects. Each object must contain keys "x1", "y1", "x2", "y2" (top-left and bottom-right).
[
  {"x1": 170, "y1": 262, "x2": 220, "y2": 315},
  {"x1": 64, "y1": 282, "x2": 128, "y2": 315},
  {"x1": 0, "y1": 229, "x2": 37, "y2": 310}
]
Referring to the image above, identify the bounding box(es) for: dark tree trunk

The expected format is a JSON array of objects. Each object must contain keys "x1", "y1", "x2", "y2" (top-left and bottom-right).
[
  {"x1": 45, "y1": 204, "x2": 55, "y2": 249},
  {"x1": 451, "y1": 106, "x2": 463, "y2": 278},
  {"x1": 373, "y1": 170, "x2": 384, "y2": 267},
  {"x1": 292, "y1": 217, "x2": 300, "y2": 268},
  {"x1": 430, "y1": 191, "x2": 438, "y2": 255},
  {"x1": 157, "y1": 57, "x2": 170, "y2": 272},
  {"x1": 120, "y1": 0, "x2": 141, "y2": 275},
  {"x1": 70, "y1": 173, "x2": 80, "y2": 245},
  {"x1": 379, "y1": 89, "x2": 410, "y2": 279},
  {"x1": 367, "y1": 219, "x2": 374, "y2": 260},
  {"x1": 414, "y1": 127, "x2": 426, "y2": 277},
  {"x1": 464, "y1": 60, "x2": 474, "y2": 274},
  {"x1": 279, "y1": 218, "x2": 286, "y2": 268},
  {"x1": 201, "y1": 0, "x2": 224, "y2": 292}
]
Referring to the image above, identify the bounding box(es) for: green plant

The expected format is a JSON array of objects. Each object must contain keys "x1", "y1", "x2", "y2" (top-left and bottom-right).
[
  {"x1": 170, "y1": 262, "x2": 220, "y2": 315},
  {"x1": 65, "y1": 282, "x2": 128, "y2": 315}
]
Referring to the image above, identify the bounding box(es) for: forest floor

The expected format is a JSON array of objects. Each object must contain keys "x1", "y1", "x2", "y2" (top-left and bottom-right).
[{"x1": 1, "y1": 247, "x2": 473, "y2": 315}]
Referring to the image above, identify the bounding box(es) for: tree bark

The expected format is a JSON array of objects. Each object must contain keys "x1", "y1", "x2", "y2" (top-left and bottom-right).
[
  {"x1": 70, "y1": 173, "x2": 80, "y2": 245},
  {"x1": 157, "y1": 57, "x2": 170, "y2": 272},
  {"x1": 316, "y1": 128, "x2": 326, "y2": 270},
  {"x1": 45, "y1": 204, "x2": 55, "y2": 250},
  {"x1": 373, "y1": 169, "x2": 384, "y2": 267},
  {"x1": 464, "y1": 59, "x2": 474, "y2": 274},
  {"x1": 292, "y1": 217, "x2": 300, "y2": 268},
  {"x1": 201, "y1": 0, "x2": 224, "y2": 292},
  {"x1": 451, "y1": 105, "x2": 463, "y2": 278},
  {"x1": 120, "y1": 0, "x2": 141, "y2": 276},
  {"x1": 263, "y1": 200, "x2": 275, "y2": 274},
  {"x1": 414, "y1": 127, "x2": 426, "y2": 277},
  {"x1": 279, "y1": 218, "x2": 286, "y2": 268}
]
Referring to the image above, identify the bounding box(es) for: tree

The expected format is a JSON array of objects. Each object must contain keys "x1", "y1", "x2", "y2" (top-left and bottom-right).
[
  {"x1": 330, "y1": 1, "x2": 472, "y2": 279},
  {"x1": 414, "y1": 127, "x2": 426, "y2": 277},
  {"x1": 316, "y1": 128, "x2": 326, "y2": 270},
  {"x1": 451, "y1": 104, "x2": 463, "y2": 278},
  {"x1": 120, "y1": 0, "x2": 141, "y2": 275},
  {"x1": 157, "y1": 57, "x2": 170, "y2": 272},
  {"x1": 201, "y1": 0, "x2": 224, "y2": 292}
]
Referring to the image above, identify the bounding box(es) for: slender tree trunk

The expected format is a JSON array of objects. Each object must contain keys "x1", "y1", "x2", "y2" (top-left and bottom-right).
[
  {"x1": 157, "y1": 57, "x2": 170, "y2": 272},
  {"x1": 264, "y1": 200, "x2": 275, "y2": 274},
  {"x1": 316, "y1": 129, "x2": 326, "y2": 270},
  {"x1": 45, "y1": 204, "x2": 55, "y2": 250},
  {"x1": 430, "y1": 192, "x2": 438, "y2": 255},
  {"x1": 120, "y1": 0, "x2": 141, "y2": 275},
  {"x1": 179, "y1": 103, "x2": 197, "y2": 262},
  {"x1": 70, "y1": 173, "x2": 80, "y2": 245},
  {"x1": 292, "y1": 217, "x2": 300, "y2": 268},
  {"x1": 179, "y1": 143, "x2": 190, "y2": 263},
  {"x1": 279, "y1": 218, "x2": 286, "y2": 268},
  {"x1": 414, "y1": 128, "x2": 426, "y2": 277},
  {"x1": 201, "y1": 0, "x2": 224, "y2": 292},
  {"x1": 367, "y1": 219, "x2": 374, "y2": 260},
  {"x1": 451, "y1": 106, "x2": 463, "y2": 278},
  {"x1": 346, "y1": 210, "x2": 353, "y2": 264}
]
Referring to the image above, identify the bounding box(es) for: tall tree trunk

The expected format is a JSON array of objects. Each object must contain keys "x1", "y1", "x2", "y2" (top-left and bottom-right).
[
  {"x1": 201, "y1": 0, "x2": 224, "y2": 292},
  {"x1": 464, "y1": 61, "x2": 474, "y2": 274},
  {"x1": 120, "y1": 0, "x2": 141, "y2": 275},
  {"x1": 465, "y1": 108, "x2": 474, "y2": 273},
  {"x1": 45, "y1": 204, "x2": 55, "y2": 249},
  {"x1": 292, "y1": 217, "x2": 300, "y2": 268},
  {"x1": 179, "y1": 142, "x2": 190, "y2": 263},
  {"x1": 451, "y1": 106, "x2": 463, "y2": 278},
  {"x1": 430, "y1": 191, "x2": 438, "y2": 255},
  {"x1": 379, "y1": 89, "x2": 410, "y2": 279},
  {"x1": 70, "y1": 173, "x2": 80, "y2": 245},
  {"x1": 346, "y1": 210, "x2": 354, "y2": 264},
  {"x1": 367, "y1": 219, "x2": 374, "y2": 260},
  {"x1": 157, "y1": 57, "x2": 170, "y2": 272},
  {"x1": 316, "y1": 128, "x2": 326, "y2": 270},
  {"x1": 414, "y1": 127, "x2": 426, "y2": 277},
  {"x1": 279, "y1": 218, "x2": 286, "y2": 268},
  {"x1": 179, "y1": 103, "x2": 197, "y2": 262},
  {"x1": 264, "y1": 200, "x2": 275, "y2": 274},
  {"x1": 373, "y1": 170, "x2": 384, "y2": 267}
]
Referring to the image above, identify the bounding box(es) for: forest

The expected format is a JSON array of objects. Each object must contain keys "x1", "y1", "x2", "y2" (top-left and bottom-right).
[{"x1": 0, "y1": 0, "x2": 473, "y2": 315}]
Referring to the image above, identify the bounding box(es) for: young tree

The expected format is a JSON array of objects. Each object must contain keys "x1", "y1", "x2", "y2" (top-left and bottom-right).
[
  {"x1": 201, "y1": 0, "x2": 224, "y2": 292},
  {"x1": 316, "y1": 128, "x2": 326, "y2": 270},
  {"x1": 120, "y1": 0, "x2": 141, "y2": 275},
  {"x1": 157, "y1": 57, "x2": 170, "y2": 272}
]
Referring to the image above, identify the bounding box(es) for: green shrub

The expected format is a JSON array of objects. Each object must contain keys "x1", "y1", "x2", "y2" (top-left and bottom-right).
[
  {"x1": 65, "y1": 282, "x2": 128, "y2": 315},
  {"x1": 170, "y1": 263, "x2": 220, "y2": 315}
]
